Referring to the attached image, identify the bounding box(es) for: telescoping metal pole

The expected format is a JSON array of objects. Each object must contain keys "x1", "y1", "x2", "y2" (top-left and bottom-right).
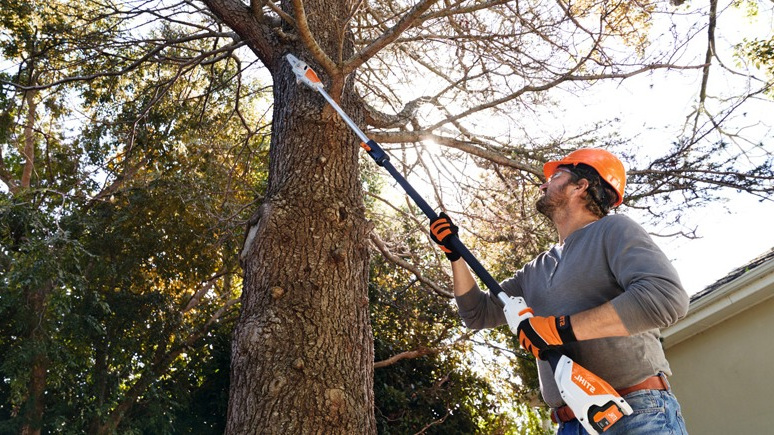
[{"x1": 285, "y1": 54, "x2": 505, "y2": 302}]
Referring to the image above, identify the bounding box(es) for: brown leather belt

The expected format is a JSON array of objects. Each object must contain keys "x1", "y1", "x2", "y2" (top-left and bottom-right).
[{"x1": 551, "y1": 374, "x2": 670, "y2": 424}]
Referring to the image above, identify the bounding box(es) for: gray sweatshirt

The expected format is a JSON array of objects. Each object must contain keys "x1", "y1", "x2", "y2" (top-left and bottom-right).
[{"x1": 455, "y1": 214, "x2": 689, "y2": 407}]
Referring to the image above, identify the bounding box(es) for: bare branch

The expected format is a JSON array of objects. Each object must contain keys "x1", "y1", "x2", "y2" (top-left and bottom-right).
[
  {"x1": 363, "y1": 96, "x2": 431, "y2": 128},
  {"x1": 374, "y1": 331, "x2": 475, "y2": 369},
  {"x1": 344, "y1": 0, "x2": 440, "y2": 75},
  {"x1": 369, "y1": 231, "x2": 453, "y2": 298},
  {"x1": 413, "y1": 410, "x2": 451, "y2": 435},
  {"x1": 290, "y1": 0, "x2": 338, "y2": 76},
  {"x1": 0, "y1": 32, "x2": 242, "y2": 92},
  {"x1": 264, "y1": 0, "x2": 295, "y2": 26},
  {"x1": 373, "y1": 347, "x2": 436, "y2": 369},
  {"x1": 206, "y1": 298, "x2": 240, "y2": 327},
  {"x1": 692, "y1": 0, "x2": 719, "y2": 138},
  {"x1": 370, "y1": 130, "x2": 541, "y2": 174}
]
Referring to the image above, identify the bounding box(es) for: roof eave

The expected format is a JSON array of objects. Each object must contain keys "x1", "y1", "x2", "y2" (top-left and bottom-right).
[{"x1": 661, "y1": 257, "x2": 774, "y2": 348}]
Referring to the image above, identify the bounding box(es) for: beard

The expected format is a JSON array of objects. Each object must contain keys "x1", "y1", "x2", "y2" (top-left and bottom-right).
[{"x1": 536, "y1": 186, "x2": 569, "y2": 219}]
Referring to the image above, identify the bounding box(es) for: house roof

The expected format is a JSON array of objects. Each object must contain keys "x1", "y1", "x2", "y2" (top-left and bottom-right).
[
  {"x1": 661, "y1": 246, "x2": 774, "y2": 348},
  {"x1": 689, "y1": 247, "x2": 774, "y2": 303}
]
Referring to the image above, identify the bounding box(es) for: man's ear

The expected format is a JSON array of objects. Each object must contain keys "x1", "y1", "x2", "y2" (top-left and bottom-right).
[{"x1": 573, "y1": 178, "x2": 590, "y2": 195}]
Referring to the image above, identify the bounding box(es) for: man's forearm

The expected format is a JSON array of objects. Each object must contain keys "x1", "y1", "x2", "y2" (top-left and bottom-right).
[
  {"x1": 451, "y1": 259, "x2": 477, "y2": 297},
  {"x1": 571, "y1": 302, "x2": 629, "y2": 340}
]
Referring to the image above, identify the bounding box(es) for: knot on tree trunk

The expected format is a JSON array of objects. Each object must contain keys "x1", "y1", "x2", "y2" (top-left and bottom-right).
[
  {"x1": 270, "y1": 286, "x2": 285, "y2": 299},
  {"x1": 324, "y1": 387, "x2": 347, "y2": 425},
  {"x1": 331, "y1": 247, "x2": 347, "y2": 262}
]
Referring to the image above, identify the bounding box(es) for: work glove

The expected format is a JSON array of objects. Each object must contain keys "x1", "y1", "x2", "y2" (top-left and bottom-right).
[
  {"x1": 429, "y1": 212, "x2": 461, "y2": 261},
  {"x1": 517, "y1": 315, "x2": 577, "y2": 360}
]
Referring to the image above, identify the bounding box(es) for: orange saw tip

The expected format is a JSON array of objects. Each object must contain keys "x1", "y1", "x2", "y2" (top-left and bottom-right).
[{"x1": 285, "y1": 53, "x2": 323, "y2": 90}]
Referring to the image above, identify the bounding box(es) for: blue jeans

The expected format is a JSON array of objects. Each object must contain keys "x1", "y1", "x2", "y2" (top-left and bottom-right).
[{"x1": 556, "y1": 389, "x2": 688, "y2": 434}]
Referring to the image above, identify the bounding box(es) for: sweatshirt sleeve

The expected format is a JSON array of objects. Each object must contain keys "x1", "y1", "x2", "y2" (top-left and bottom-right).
[
  {"x1": 454, "y1": 274, "x2": 524, "y2": 329},
  {"x1": 606, "y1": 216, "x2": 689, "y2": 334}
]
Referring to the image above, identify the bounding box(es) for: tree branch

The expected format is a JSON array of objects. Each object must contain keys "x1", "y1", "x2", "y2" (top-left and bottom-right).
[
  {"x1": 202, "y1": 0, "x2": 278, "y2": 66},
  {"x1": 374, "y1": 331, "x2": 475, "y2": 369},
  {"x1": 369, "y1": 130, "x2": 541, "y2": 174},
  {"x1": 373, "y1": 348, "x2": 436, "y2": 369},
  {"x1": 343, "y1": 0, "x2": 440, "y2": 75},
  {"x1": 20, "y1": 88, "x2": 38, "y2": 190},
  {"x1": 369, "y1": 231, "x2": 453, "y2": 298},
  {"x1": 362, "y1": 96, "x2": 431, "y2": 128},
  {"x1": 413, "y1": 410, "x2": 451, "y2": 435},
  {"x1": 290, "y1": 0, "x2": 338, "y2": 76},
  {"x1": 268, "y1": 0, "x2": 295, "y2": 26},
  {"x1": 0, "y1": 32, "x2": 242, "y2": 92},
  {"x1": 688, "y1": 0, "x2": 719, "y2": 140}
]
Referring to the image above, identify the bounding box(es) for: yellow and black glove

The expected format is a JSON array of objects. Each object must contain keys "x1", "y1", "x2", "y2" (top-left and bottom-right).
[
  {"x1": 429, "y1": 212, "x2": 461, "y2": 261},
  {"x1": 517, "y1": 315, "x2": 577, "y2": 360}
]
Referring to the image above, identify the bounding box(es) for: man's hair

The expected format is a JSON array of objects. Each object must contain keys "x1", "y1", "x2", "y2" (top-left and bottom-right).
[{"x1": 559, "y1": 163, "x2": 618, "y2": 218}]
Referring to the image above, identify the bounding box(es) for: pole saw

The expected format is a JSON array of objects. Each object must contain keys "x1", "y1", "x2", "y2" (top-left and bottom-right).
[{"x1": 285, "y1": 53, "x2": 632, "y2": 434}]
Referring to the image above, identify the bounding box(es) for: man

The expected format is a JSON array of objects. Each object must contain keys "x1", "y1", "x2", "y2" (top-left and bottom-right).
[{"x1": 430, "y1": 148, "x2": 689, "y2": 434}]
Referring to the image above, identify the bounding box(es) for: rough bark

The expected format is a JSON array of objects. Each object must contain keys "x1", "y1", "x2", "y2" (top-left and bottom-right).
[
  {"x1": 228, "y1": 73, "x2": 374, "y2": 433},
  {"x1": 223, "y1": 1, "x2": 377, "y2": 432}
]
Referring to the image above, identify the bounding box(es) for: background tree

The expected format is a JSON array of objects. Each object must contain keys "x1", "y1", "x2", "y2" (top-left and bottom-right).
[
  {"x1": 735, "y1": 0, "x2": 774, "y2": 96},
  {"x1": 1, "y1": 1, "x2": 267, "y2": 433}
]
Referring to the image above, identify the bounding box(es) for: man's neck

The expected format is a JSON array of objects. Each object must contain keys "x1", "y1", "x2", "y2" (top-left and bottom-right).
[{"x1": 554, "y1": 209, "x2": 600, "y2": 244}]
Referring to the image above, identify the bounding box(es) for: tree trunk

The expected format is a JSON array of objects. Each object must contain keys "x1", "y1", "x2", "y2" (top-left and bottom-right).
[
  {"x1": 20, "y1": 282, "x2": 52, "y2": 435},
  {"x1": 227, "y1": 72, "x2": 375, "y2": 432},
  {"x1": 20, "y1": 86, "x2": 38, "y2": 190},
  {"x1": 225, "y1": 5, "x2": 375, "y2": 429}
]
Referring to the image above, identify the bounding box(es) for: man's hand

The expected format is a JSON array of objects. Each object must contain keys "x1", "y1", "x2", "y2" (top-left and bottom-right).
[
  {"x1": 429, "y1": 212, "x2": 461, "y2": 261},
  {"x1": 517, "y1": 315, "x2": 577, "y2": 359}
]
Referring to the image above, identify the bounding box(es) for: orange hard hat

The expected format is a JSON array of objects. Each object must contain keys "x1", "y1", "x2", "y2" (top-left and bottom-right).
[{"x1": 543, "y1": 148, "x2": 626, "y2": 207}]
